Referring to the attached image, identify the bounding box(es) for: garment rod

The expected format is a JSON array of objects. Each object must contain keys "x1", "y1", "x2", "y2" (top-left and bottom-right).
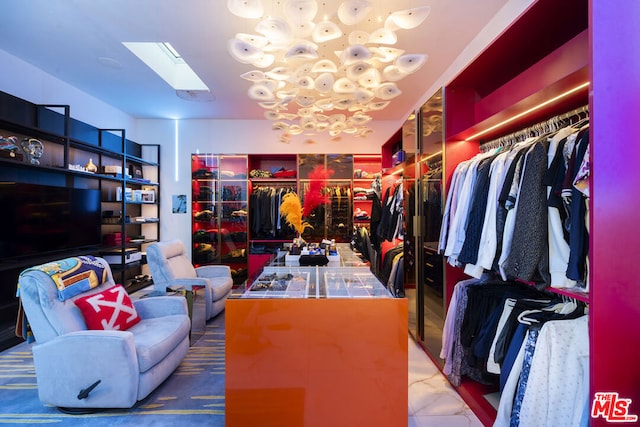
[{"x1": 479, "y1": 104, "x2": 589, "y2": 152}]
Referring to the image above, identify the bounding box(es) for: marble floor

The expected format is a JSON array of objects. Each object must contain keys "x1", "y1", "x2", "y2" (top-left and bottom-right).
[{"x1": 408, "y1": 335, "x2": 484, "y2": 427}]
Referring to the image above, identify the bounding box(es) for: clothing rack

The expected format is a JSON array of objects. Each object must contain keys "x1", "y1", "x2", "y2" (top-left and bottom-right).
[
  {"x1": 427, "y1": 159, "x2": 442, "y2": 170},
  {"x1": 479, "y1": 104, "x2": 589, "y2": 152},
  {"x1": 251, "y1": 182, "x2": 296, "y2": 189}
]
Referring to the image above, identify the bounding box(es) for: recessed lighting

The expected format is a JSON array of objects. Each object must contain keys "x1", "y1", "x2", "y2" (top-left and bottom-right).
[
  {"x1": 122, "y1": 42, "x2": 209, "y2": 91},
  {"x1": 465, "y1": 82, "x2": 590, "y2": 141},
  {"x1": 97, "y1": 56, "x2": 122, "y2": 69},
  {"x1": 176, "y1": 90, "x2": 216, "y2": 102}
]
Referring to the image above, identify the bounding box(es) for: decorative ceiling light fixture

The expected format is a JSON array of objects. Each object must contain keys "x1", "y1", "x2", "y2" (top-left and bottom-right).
[{"x1": 227, "y1": 0, "x2": 430, "y2": 139}]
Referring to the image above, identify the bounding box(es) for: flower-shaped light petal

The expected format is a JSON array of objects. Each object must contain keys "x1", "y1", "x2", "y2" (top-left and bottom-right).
[
  {"x1": 285, "y1": 41, "x2": 319, "y2": 60},
  {"x1": 256, "y1": 17, "x2": 293, "y2": 42},
  {"x1": 295, "y1": 94, "x2": 316, "y2": 106},
  {"x1": 297, "y1": 107, "x2": 315, "y2": 117},
  {"x1": 316, "y1": 122, "x2": 330, "y2": 132},
  {"x1": 388, "y1": 6, "x2": 431, "y2": 29},
  {"x1": 367, "y1": 100, "x2": 390, "y2": 110},
  {"x1": 276, "y1": 88, "x2": 298, "y2": 99},
  {"x1": 311, "y1": 59, "x2": 338, "y2": 73},
  {"x1": 328, "y1": 113, "x2": 346, "y2": 123},
  {"x1": 353, "y1": 88, "x2": 375, "y2": 104},
  {"x1": 330, "y1": 120, "x2": 347, "y2": 131},
  {"x1": 333, "y1": 97, "x2": 356, "y2": 110},
  {"x1": 350, "y1": 111, "x2": 372, "y2": 124},
  {"x1": 251, "y1": 53, "x2": 275, "y2": 68},
  {"x1": 333, "y1": 77, "x2": 357, "y2": 93},
  {"x1": 358, "y1": 127, "x2": 374, "y2": 137},
  {"x1": 376, "y1": 82, "x2": 402, "y2": 100},
  {"x1": 241, "y1": 70, "x2": 266, "y2": 81},
  {"x1": 395, "y1": 53, "x2": 427, "y2": 74},
  {"x1": 368, "y1": 28, "x2": 397, "y2": 45},
  {"x1": 248, "y1": 84, "x2": 275, "y2": 101},
  {"x1": 284, "y1": 0, "x2": 318, "y2": 24},
  {"x1": 266, "y1": 67, "x2": 292, "y2": 81},
  {"x1": 289, "y1": 125, "x2": 304, "y2": 135},
  {"x1": 340, "y1": 44, "x2": 371, "y2": 65},
  {"x1": 294, "y1": 75, "x2": 315, "y2": 89},
  {"x1": 358, "y1": 68, "x2": 381, "y2": 88},
  {"x1": 346, "y1": 61, "x2": 372, "y2": 80},
  {"x1": 228, "y1": 0, "x2": 264, "y2": 19},
  {"x1": 337, "y1": 0, "x2": 373, "y2": 25},
  {"x1": 314, "y1": 73, "x2": 335, "y2": 93},
  {"x1": 315, "y1": 98, "x2": 335, "y2": 110},
  {"x1": 382, "y1": 65, "x2": 407, "y2": 82},
  {"x1": 300, "y1": 116, "x2": 318, "y2": 131},
  {"x1": 258, "y1": 79, "x2": 279, "y2": 91},
  {"x1": 258, "y1": 101, "x2": 280, "y2": 109},
  {"x1": 265, "y1": 110, "x2": 283, "y2": 120},
  {"x1": 228, "y1": 38, "x2": 263, "y2": 63},
  {"x1": 272, "y1": 121, "x2": 290, "y2": 131},
  {"x1": 370, "y1": 46, "x2": 405, "y2": 62},
  {"x1": 235, "y1": 33, "x2": 269, "y2": 48},
  {"x1": 312, "y1": 20, "x2": 342, "y2": 43}
]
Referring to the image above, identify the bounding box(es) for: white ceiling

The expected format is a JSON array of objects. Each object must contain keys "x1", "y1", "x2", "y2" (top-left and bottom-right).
[{"x1": 0, "y1": 0, "x2": 510, "y2": 130}]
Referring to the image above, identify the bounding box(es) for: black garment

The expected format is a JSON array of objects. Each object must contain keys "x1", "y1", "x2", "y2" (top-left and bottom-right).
[
  {"x1": 377, "y1": 186, "x2": 393, "y2": 242},
  {"x1": 503, "y1": 141, "x2": 551, "y2": 284},
  {"x1": 369, "y1": 191, "x2": 383, "y2": 250},
  {"x1": 249, "y1": 186, "x2": 296, "y2": 239},
  {"x1": 566, "y1": 130, "x2": 589, "y2": 282},
  {"x1": 379, "y1": 244, "x2": 403, "y2": 286},
  {"x1": 494, "y1": 148, "x2": 526, "y2": 271},
  {"x1": 423, "y1": 168, "x2": 442, "y2": 243},
  {"x1": 544, "y1": 135, "x2": 571, "y2": 243}
]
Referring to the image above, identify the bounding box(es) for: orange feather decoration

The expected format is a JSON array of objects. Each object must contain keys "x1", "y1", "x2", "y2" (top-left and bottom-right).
[{"x1": 279, "y1": 192, "x2": 312, "y2": 235}]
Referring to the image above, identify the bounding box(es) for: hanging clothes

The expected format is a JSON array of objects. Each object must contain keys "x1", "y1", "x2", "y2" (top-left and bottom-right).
[
  {"x1": 438, "y1": 119, "x2": 590, "y2": 288},
  {"x1": 379, "y1": 243, "x2": 404, "y2": 297},
  {"x1": 423, "y1": 165, "x2": 443, "y2": 243},
  {"x1": 377, "y1": 180, "x2": 404, "y2": 242},
  {"x1": 494, "y1": 314, "x2": 589, "y2": 427},
  {"x1": 249, "y1": 186, "x2": 296, "y2": 239}
]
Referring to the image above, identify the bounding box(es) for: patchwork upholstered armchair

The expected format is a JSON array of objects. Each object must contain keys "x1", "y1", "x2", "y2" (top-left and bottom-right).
[
  {"x1": 17, "y1": 255, "x2": 191, "y2": 411},
  {"x1": 146, "y1": 239, "x2": 233, "y2": 321}
]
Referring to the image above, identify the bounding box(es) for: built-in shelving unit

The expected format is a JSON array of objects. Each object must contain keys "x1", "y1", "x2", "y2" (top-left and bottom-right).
[{"x1": 0, "y1": 90, "x2": 160, "y2": 351}]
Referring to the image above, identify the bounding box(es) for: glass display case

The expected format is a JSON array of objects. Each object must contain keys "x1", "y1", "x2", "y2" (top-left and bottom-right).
[
  {"x1": 324, "y1": 271, "x2": 391, "y2": 298},
  {"x1": 243, "y1": 270, "x2": 312, "y2": 298},
  {"x1": 191, "y1": 153, "x2": 248, "y2": 284},
  {"x1": 237, "y1": 264, "x2": 392, "y2": 299}
]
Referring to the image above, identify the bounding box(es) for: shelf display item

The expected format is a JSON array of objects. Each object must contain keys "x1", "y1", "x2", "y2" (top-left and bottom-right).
[
  {"x1": 84, "y1": 158, "x2": 98, "y2": 173},
  {"x1": 243, "y1": 271, "x2": 310, "y2": 298},
  {"x1": 20, "y1": 137, "x2": 43, "y2": 164}
]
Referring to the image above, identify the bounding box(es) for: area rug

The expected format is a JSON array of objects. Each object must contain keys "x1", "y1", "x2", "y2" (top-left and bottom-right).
[{"x1": 0, "y1": 309, "x2": 226, "y2": 426}]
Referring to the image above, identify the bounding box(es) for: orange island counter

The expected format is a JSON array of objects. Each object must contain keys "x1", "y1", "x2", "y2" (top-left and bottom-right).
[{"x1": 225, "y1": 264, "x2": 408, "y2": 427}]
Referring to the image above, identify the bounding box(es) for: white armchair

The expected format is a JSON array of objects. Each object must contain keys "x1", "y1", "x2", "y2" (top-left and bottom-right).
[
  {"x1": 17, "y1": 256, "x2": 191, "y2": 411},
  {"x1": 146, "y1": 239, "x2": 233, "y2": 320}
]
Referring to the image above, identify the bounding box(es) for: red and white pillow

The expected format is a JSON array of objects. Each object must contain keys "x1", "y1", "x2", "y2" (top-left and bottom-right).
[{"x1": 74, "y1": 285, "x2": 141, "y2": 330}]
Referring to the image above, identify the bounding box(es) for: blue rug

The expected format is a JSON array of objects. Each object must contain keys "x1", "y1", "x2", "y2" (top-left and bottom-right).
[{"x1": 0, "y1": 311, "x2": 226, "y2": 426}]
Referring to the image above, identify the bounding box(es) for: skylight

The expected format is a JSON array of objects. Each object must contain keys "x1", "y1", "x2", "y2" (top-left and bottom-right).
[{"x1": 122, "y1": 42, "x2": 209, "y2": 91}]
